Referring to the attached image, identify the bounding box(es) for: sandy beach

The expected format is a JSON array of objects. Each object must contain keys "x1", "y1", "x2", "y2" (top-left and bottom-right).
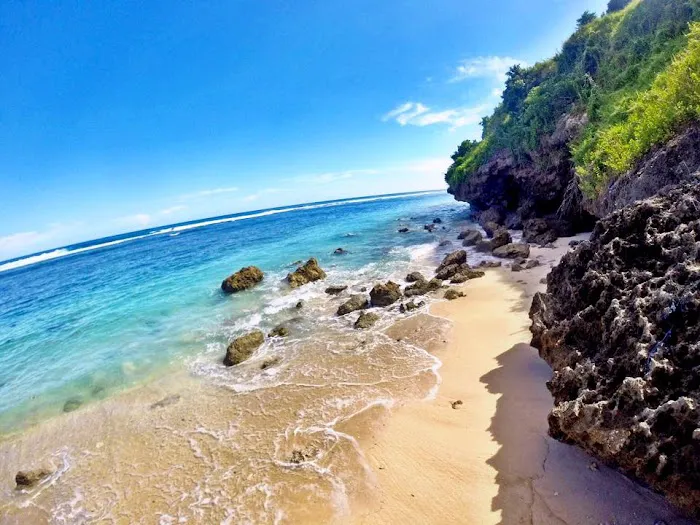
[{"x1": 354, "y1": 236, "x2": 694, "y2": 525}]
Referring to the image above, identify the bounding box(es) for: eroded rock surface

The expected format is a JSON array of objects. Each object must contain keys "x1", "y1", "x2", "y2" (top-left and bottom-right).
[
  {"x1": 529, "y1": 181, "x2": 700, "y2": 518},
  {"x1": 286, "y1": 259, "x2": 326, "y2": 288},
  {"x1": 221, "y1": 266, "x2": 264, "y2": 293},
  {"x1": 224, "y1": 331, "x2": 265, "y2": 366}
]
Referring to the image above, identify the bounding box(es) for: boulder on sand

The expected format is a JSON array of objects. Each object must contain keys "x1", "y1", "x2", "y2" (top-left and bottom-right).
[
  {"x1": 482, "y1": 221, "x2": 501, "y2": 238},
  {"x1": 286, "y1": 258, "x2": 326, "y2": 288},
  {"x1": 354, "y1": 311, "x2": 380, "y2": 329},
  {"x1": 459, "y1": 229, "x2": 483, "y2": 246},
  {"x1": 370, "y1": 281, "x2": 402, "y2": 307},
  {"x1": 221, "y1": 266, "x2": 264, "y2": 293},
  {"x1": 15, "y1": 468, "x2": 53, "y2": 488},
  {"x1": 405, "y1": 271, "x2": 425, "y2": 283},
  {"x1": 404, "y1": 278, "x2": 443, "y2": 297},
  {"x1": 444, "y1": 288, "x2": 465, "y2": 300},
  {"x1": 492, "y1": 243, "x2": 531, "y2": 259},
  {"x1": 436, "y1": 250, "x2": 467, "y2": 271},
  {"x1": 399, "y1": 300, "x2": 425, "y2": 313},
  {"x1": 337, "y1": 295, "x2": 369, "y2": 316},
  {"x1": 223, "y1": 331, "x2": 264, "y2": 366},
  {"x1": 451, "y1": 269, "x2": 485, "y2": 283}
]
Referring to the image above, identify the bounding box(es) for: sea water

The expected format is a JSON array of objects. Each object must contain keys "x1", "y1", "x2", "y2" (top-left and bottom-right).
[{"x1": 0, "y1": 191, "x2": 480, "y2": 522}]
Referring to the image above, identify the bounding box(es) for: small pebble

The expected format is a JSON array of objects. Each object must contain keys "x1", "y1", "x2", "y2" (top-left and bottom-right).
[{"x1": 451, "y1": 400, "x2": 463, "y2": 410}]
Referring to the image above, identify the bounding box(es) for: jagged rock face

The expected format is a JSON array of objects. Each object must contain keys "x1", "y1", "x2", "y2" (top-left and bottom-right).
[
  {"x1": 449, "y1": 113, "x2": 595, "y2": 233},
  {"x1": 369, "y1": 281, "x2": 402, "y2": 307},
  {"x1": 529, "y1": 181, "x2": 700, "y2": 518},
  {"x1": 286, "y1": 258, "x2": 326, "y2": 288},
  {"x1": 592, "y1": 123, "x2": 700, "y2": 217},
  {"x1": 221, "y1": 266, "x2": 264, "y2": 293}
]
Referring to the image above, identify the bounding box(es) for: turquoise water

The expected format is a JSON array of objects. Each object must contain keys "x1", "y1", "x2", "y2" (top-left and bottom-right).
[{"x1": 0, "y1": 191, "x2": 470, "y2": 432}]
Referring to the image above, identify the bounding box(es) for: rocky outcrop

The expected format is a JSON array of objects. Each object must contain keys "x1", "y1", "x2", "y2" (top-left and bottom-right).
[
  {"x1": 286, "y1": 259, "x2": 326, "y2": 288},
  {"x1": 450, "y1": 269, "x2": 485, "y2": 283},
  {"x1": 399, "y1": 300, "x2": 425, "y2": 313},
  {"x1": 459, "y1": 229, "x2": 483, "y2": 246},
  {"x1": 404, "y1": 278, "x2": 443, "y2": 297},
  {"x1": 370, "y1": 281, "x2": 402, "y2": 307},
  {"x1": 337, "y1": 295, "x2": 369, "y2": 316},
  {"x1": 354, "y1": 311, "x2": 379, "y2": 329},
  {"x1": 592, "y1": 123, "x2": 700, "y2": 217},
  {"x1": 529, "y1": 181, "x2": 700, "y2": 518},
  {"x1": 221, "y1": 266, "x2": 264, "y2": 293},
  {"x1": 492, "y1": 243, "x2": 530, "y2": 259},
  {"x1": 224, "y1": 331, "x2": 264, "y2": 366},
  {"x1": 405, "y1": 271, "x2": 425, "y2": 283},
  {"x1": 325, "y1": 285, "x2": 347, "y2": 295},
  {"x1": 15, "y1": 468, "x2": 53, "y2": 488},
  {"x1": 448, "y1": 113, "x2": 595, "y2": 236}
]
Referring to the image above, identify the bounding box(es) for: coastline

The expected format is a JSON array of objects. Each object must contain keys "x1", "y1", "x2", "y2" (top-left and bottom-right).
[{"x1": 354, "y1": 236, "x2": 694, "y2": 525}]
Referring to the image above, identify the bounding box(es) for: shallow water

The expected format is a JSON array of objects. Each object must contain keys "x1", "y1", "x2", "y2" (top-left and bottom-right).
[{"x1": 0, "y1": 191, "x2": 482, "y2": 523}]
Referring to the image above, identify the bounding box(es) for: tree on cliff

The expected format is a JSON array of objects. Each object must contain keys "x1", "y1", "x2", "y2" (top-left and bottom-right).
[
  {"x1": 607, "y1": 0, "x2": 632, "y2": 13},
  {"x1": 576, "y1": 11, "x2": 597, "y2": 28}
]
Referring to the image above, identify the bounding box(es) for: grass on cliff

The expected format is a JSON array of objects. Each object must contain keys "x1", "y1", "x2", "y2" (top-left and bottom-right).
[{"x1": 445, "y1": 0, "x2": 700, "y2": 197}]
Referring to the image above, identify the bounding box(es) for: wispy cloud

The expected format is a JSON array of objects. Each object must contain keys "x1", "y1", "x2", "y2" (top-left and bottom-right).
[
  {"x1": 382, "y1": 101, "x2": 489, "y2": 130},
  {"x1": 292, "y1": 169, "x2": 379, "y2": 185},
  {"x1": 180, "y1": 187, "x2": 239, "y2": 200},
  {"x1": 160, "y1": 205, "x2": 188, "y2": 215},
  {"x1": 242, "y1": 187, "x2": 284, "y2": 202},
  {"x1": 450, "y1": 56, "x2": 528, "y2": 84}
]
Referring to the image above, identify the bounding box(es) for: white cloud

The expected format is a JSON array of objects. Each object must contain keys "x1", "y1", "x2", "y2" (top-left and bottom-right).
[
  {"x1": 242, "y1": 187, "x2": 284, "y2": 202},
  {"x1": 160, "y1": 205, "x2": 187, "y2": 215},
  {"x1": 180, "y1": 187, "x2": 239, "y2": 200},
  {"x1": 381, "y1": 101, "x2": 490, "y2": 130},
  {"x1": 293, "y1": 169, "x2": 379, "y2": 185},
  {"x1": 450, "y1": 56, "x2": 528, "y2": 84}
]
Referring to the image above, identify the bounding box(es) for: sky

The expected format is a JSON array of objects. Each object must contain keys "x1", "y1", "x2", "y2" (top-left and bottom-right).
[{"x1": 0, "y1": 0, "x2": 609, "y2": 260}]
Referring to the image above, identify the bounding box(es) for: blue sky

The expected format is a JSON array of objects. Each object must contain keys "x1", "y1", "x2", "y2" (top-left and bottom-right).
[{"x1": 0, "y1": 0, "x2": 608, "y2": 260}]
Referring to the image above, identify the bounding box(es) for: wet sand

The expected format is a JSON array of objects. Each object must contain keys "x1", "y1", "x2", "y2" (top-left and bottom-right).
[{"x1": 355, "y1": 236, "x2": 694, "y2": 525}]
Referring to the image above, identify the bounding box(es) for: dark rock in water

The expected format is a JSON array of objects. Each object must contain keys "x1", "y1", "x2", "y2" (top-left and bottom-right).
[
  {"x1": 337, "y1": 295, "x2": 369, "y2": 316},
  {"x1": 15, "y1": 468, "x2": 53, "y2": 488},
  {"x1": 493, "y1": 243, "x2": 530, "y2": 259},
  {"x1": 150, "y1": 394, "x2": 181, "y2": 409},
  {"x1": 398, "y1": 227, "x2": 410, "y2": 233},
  {"x1": 424, "y1": 224, "x2": 437, "y2": 233},
  {"x1": 405, "y1": 271, "x2": 425, "y2": 283},
  {"x1": 224, "y1": 331, "x2": 264, "y2": 366},
  {"x1": 478, "y1": 260, "x2": 502, "y2": 268},
  {"x1": 399, "y1": 300, "x2": 425, "y2": 313},
  {"x1": 286, "y1": 258, "x2": 326, "y2": 288},
  {"x1": 260, "y1": 356, "x2": 281, "y2": 370},
  {"x1": 404, "y1": 278, "x2": 443, "y2": 297},
  {"x1": 221, "y1": 266, "x2": 264, "y2": 294},
  {"x1": 295, "y1": 300, "x2": 304, "y2": 309},
  {"x1": 529, "y1": 180, "x2": 700, "y2": 518},
  {"x1": 333, "y1": 247, "x2": 348, "y2": 255},
  {"x1": 460, "y1": 229, "x2": 483, "y2": 246},
  {"x1": 511, "y1": 262, "x2": 523, "y2": 272},
  {"x1": 433, "y1": 217, "x2": 442, "y2": 224},
  {"x1": 289, "y1": 448, "x2": 316, "y2": 464},
  {"x1": 354, "y1": 311, "x2": 380, "y2": 329},
  {"x1": 63, "y1": 398, "x2": 82, "y2": 413},
  {"x1": 268, "y1": 324, "x2": 289, "y2": 338},
  {"x1": 370, "y1": 281, "x2": 402, "y2": 307},
  {"x1": 444, "y1": 288, "x2": 465, "y2": 300},
  {"x1": 359, "y1": 286, "x2": 367, "y2": 292},
  {"x1": 475, "y1": 239, "x2": 494, "y2": 253},
  {"x1": 325, "y1": 285, "x2": 348, "y2": 295},
  {"x1": 438, "y1": 239, "x2": 452, "y2": 247}
]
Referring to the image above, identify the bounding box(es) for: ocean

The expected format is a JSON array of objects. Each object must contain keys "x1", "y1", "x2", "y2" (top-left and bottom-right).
[{"x1": 0, "y1": 190, "x2": 477, "y2": 523}]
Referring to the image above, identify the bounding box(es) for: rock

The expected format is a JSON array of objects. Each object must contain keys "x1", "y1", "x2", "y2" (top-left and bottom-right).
[
  {"x1": 539, "y1": 277, "x2": 547, "y2": 284},
  {"x1": 451, "y1": 400, "x2": 463, "y2": 410},
  {"x1": 493, "y1": 243, "x2": 530, "y2": 259},
  {"x1": 150, "y1": 394, "x2": 181, "y2": 409},
  {"x1": 433, "y1": 217, "x2": 442, "y2": 224},
  {"x1": 399, "y1": 300, "x2": 425, "y2": 313},
  {"x1": 460, "y1": 229, "x2": 483, "y2": 246},
  {"x1": 404, "y1": 278, "x2": 443, "y2": 297},
  {"x1": 63, "y1": 398, "x2": 82, "y2": 413},
  {"x1": 436, "y1": 263, "x2": 468, "y2": 281},
  {"x1": 569, "y1": 239, "x2": 582, "y2": 247},
  {"x1": 286, "y1": 258, "x2": 326, "y2": 288},
  {"x1": 475, "y1": 239, "x2": 495, "y2": 253},
  {"x1": 370, "y1": 281, "x2": 402, "y2": 307},
  {"x1": 438, "y1": 239, "x2": 452, "y2": 247},
  {"x1": 478, "y1": 260, "x2": 502, "y2": 268},
  {"x1": 482, "y1": 221, "x2": 501, "y2": 238},
  {"x1": 529, "y1": 180, "x2": 700, "y2": 518},
  {"x1": 405, "y1": 271, "x2": 425, "y2": 283},
  {"x1": 337, "y1": 295, "x2": 369, "y2": 316},
  {"x1": 260, "y1": 356, "x2": 281, "y2": 370},
  {"x1": 359, "y1": 286, "x2": 367, "y2": 292},
  {"x1": 398, "y1": 227, "x2": 410, "y2": 233},
  {"x1": 15, "y1": 468, "x2": 53, "y2": 488},
  {"x1": 325, "y1": 285, "x2": 348, "y2": 295},
  {"x1": 424, "y1": 224, "x2": 437, "y2": 232},
  {"x1": 268, "y1": 325, "x2": 289, "y2": 338},
  {"x1": 223, "y1": 331, "x2": 264, "y2": 366},
  {"x1": 525, "y1": 259, "x2": 541, "y2": 269},
  {"x1": 444, "y1": 288, "x2": 465, "y2": 300},
  {"x1": 354, "y1": 311, "x2": 380, "y2": 329},
  {"x1": 523, "y1": 218, "x2": 559, "y2": 246},
  {"x1": 333, "y1": 248, "x2": 348, "y2": 255},
  {"x1": 490, "y1": 228, "x2": 512, "y2": 250},
  {"x1": 436, "y1": 250, "x2": 467, "y2": 272},
  {"x1": 221, "y1": 266, "x2": 264, "y2": 294},
  {"x1": 295, "y1": 300, "x2": 304, "y2": 309},
  {"x1": 451, "y1": 269, "x2": 485, "y2": 283},
  {"x1": 511, "y1": 262, "x2": 523, "y2": 272}
]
